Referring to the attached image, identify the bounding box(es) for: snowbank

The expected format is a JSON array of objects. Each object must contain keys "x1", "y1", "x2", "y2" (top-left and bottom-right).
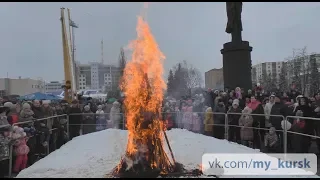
[{"x1": 17, "y1": 129, "x2": 319, "y2": 178}]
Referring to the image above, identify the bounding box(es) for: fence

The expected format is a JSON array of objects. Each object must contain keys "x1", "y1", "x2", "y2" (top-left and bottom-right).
[
  {"x1": 0, "y1": 114, "x2": 68, "y2": 178},
  {"x1": 1, "y1": 112, "x2": 320, "y2": 177}
]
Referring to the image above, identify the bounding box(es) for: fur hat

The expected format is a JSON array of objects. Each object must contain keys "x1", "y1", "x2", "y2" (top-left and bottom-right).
[
  {"x1": 3, "y1": 102, "x2": 13, "y2": 109},
  {"x1": 12, "y1": 125, "x2": 19, "y2": 132},
  {"x1": 232, "y1": 99, "x2": 239, "y2": 106},
  {"x1": 113, "y1": 101, "x2": 120, "y2": 106},
  {"x1": 242, "y1": 106, "x2": 252, "y2": 114}
]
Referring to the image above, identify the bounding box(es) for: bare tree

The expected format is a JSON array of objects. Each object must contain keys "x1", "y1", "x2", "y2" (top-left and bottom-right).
[
  {"x1": 278, "y1": 62, "x2": 288, "y2": 92},
  {"x1": 298, "y1": 47, "x2": 310, "y2": 95},
  {"x1": 309, "y1": 53, "x2": 320, "y2": 95},
  {"x1": 118, "y1": 47, "x2": 127, "y2": 78},
  {"x1": 184, "y1": 63, "x2": 203, "y2": 89},
  {"x1": 169, "y1": 60, "x2": 203, "y2": 98}
]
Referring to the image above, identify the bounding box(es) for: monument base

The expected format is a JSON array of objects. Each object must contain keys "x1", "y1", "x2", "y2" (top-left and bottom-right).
[{"x1": 220, "y1": 41, "x2": 252, "y2": 91}]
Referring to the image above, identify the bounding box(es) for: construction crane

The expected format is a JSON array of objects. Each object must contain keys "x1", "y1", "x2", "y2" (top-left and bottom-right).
[{"x1": 60, "y1": 7, "x2": 73, "y2": 103}]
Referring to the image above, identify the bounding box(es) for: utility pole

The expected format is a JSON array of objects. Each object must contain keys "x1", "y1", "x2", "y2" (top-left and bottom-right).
[{"x1": 67, "y1": 8, "x2": 79, "y2": 92}]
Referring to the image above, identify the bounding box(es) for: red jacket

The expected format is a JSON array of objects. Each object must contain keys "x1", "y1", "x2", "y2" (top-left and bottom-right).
[
  {"x1": 293, "y1": 119, "x2": 305, "y2": 129},
  {"x1": 8, "y1": 114, "x2": 19, "y2": 125}
]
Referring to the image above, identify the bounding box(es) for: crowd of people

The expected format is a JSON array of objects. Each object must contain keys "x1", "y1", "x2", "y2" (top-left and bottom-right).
[
  {"x1": 163, "y1": 84, "x2": 320, "y2": 155},
  {"x1": 1, "y1": 84, "x2": 320, "y2": 177},
  {"x1": 0, "y1": 98, "x2": 124, "y2": 177}
]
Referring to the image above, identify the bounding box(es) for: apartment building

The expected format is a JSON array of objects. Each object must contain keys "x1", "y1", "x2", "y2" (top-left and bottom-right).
[
  {"x1": 251, "y1": 61, "x2": 284, "y2": 85},
  {"x1": 204, "y1": 68, "x2": 224, "y2": 90},
  {"x1": 76, "y1": 62, "x2": 120, "y2": 92}
]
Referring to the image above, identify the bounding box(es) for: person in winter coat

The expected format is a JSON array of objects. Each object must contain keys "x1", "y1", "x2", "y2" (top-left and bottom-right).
[
  {"x1": 82, "y1": 105, "x2": 95, "y2": 134},
  {"x1": 55, "y1": 105, "x2": 68, "y2": 149},
  {"x1": 227, "y1": 99, "x2": 242, "y2": 143},
  {"x1": 32, "y1": 100, "x2": 44, "y2": 120},
  {"x1": 164, "y1": 109, "x2": 174, "y2": 130},
  {"x1": 213, "y1": 98, "x2": 226, "y2": 139},
  {"x1": 204, "y1": 107, "x2": 214, "y2": 137},
  {"x1": 42, "y1": 101, "x2": 54, "y2": 131},
  {"x1": 269, "y1": 95, "x2": 287, "y2": 147},
  {"x1": 110, "y1": 101, "x2": 121, "y2": 129},
  {"x1": 12, "y1": 126, "x2": 29, "y2": 173},
  {"x1": 290, "y1": 110, "x2": 308, "y2": 153},
  {"x1": 293, "y1": 97, "x2": 314, "y2": 153},
  {"x1": 0, "y1": 106, "x2": 9, "y2": 127},
  {"x1": 18, "y1": 103, "x2": 37, "y2": 166},
  {"x1": 96, "y1": 105, "x2": 106, "y2": 131},
  {"x1": 68, "y1": 100, "x2": 82, "y2": 140},
  {"x1": 247, "y1": 95, "x2": 265, "y2": 149},
  {"x1": 264, "y1": 95, "x2": 275, "y2": 128},
  {"x1": 239, "y1": 107, "x2": 254, "y2": 147},
  {"x1": 264, "y1": 127, "x2": 280, "y2": 153},
  {"x1": 4, "y1": 102, "x2": 19, "y2": 125},
  {"x1": 192, "y1": 112, "x2": 201, "y2": 133},
  {"x1": 183, "y1": 103, "x2": 193, "y2": 131},
  {"x1": 19, "y1": 103, "x2": 35, "y2": 124},
  {"x1": 0, "y1": 126, "x2": 12, "y2": 177}
]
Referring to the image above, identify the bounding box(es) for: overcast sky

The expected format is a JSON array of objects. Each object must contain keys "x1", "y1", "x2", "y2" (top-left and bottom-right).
[{"x1": 1, "y1": 2, "x2": 320, "y2": 82}]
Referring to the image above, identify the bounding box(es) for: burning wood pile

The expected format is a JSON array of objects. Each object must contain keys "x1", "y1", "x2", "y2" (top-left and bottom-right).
[{"x1": 110, "y1": 16, "x2": 202, "y2": 178}]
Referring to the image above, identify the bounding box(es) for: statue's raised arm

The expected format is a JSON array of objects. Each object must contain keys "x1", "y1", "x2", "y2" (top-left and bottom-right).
[{"x1": 225, "y1": 2, "x2": 243, "y2": 43}]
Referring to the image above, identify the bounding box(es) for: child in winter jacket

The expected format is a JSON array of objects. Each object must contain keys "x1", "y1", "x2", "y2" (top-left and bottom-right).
[
  {"x1": 239, "y1": 107, "x2": 254, "y2": 147},
  {"x1": 264, "y1": 127, "x2": 279, "y2": 153},
  {"x1": 12, "y1": 126, "x2": 29, "y2": 173},
  {"x1": 96, "y1": 105, "x2": 106, "y2": 131},
  {"x1": 19, "y1": 103, "x2": 35, "y2": 124}
]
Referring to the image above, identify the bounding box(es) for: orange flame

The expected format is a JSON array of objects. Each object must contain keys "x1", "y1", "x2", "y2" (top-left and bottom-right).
[{"x1": 120, "y1": 15, "x2": 168, "y2": 169}]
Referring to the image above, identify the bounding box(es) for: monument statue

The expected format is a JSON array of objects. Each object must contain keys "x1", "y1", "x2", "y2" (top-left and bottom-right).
[{"x1": 225, "y1": 2, "x2": 243, "y2": 43}]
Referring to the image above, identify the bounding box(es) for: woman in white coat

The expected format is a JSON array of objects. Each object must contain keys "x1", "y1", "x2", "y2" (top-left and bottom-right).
[{"x1": 110, "y1": 101, "x2": 121, "y2": 129}]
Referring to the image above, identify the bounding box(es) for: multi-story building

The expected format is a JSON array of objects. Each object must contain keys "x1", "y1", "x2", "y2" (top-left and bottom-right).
[
  {"x1": 286, "y1": 53, "x2": 320, "y2": 94},
  {"x1": 45, "y1": 81, "x2": 63, "y2": 93},
  {"x1": 77, "y1": 62, "x2": 120, "y2": 92},
  {"x1": 251, "y1": 61, "x2": 284, "y2": 85},
  {"x1": 0, "y1": 77, "x2": 45, "y2": 96},
  {"x1": 205, "y1": 68, "x2": 224, "y2": 90}
]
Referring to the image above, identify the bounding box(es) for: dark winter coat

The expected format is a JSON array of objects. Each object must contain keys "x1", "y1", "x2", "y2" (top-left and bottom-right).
[
  {"x1": 251, "y1": 104, "x2": 265, "y2": 128},
  {"x1": 82, "y1": 110, "x2": 95, "y2": 134},
  {"x1": 270, "y1": 102, "x2": 286, "y2": 130},
  {"x1": 214, "y1": 105, "x2": 225, "y2": 125},
  {"x1": 227, "y1": 107, "x2": 242, "y2": 126},
  {"x1": 294, "y1": 98, "x2": 314, "y2": 135},
  {"x1": 68, "y1": 107, "x2": 82, "y2": 126}
]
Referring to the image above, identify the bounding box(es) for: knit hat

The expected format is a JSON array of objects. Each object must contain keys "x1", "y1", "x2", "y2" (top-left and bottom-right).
[
  {"x1": 232, "y1": 99, "x2": 239, "y2": 106},
  {"x1": 22, "y1": 103, "x2": 31, "y2": 109}
]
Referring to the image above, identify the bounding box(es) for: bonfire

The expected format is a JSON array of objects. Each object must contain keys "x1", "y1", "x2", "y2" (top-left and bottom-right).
[{"x1": 110, "y1": 15, "x2": 202, "y2": 178}]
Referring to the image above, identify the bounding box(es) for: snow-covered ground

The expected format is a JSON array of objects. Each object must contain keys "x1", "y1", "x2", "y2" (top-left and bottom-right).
[{"x1": 17, "y1": 129, "x2": 319, "y2": 178}]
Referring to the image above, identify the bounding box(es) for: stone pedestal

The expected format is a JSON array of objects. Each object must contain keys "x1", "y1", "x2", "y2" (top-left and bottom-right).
[{"x1": 220, "y1": 41, "x2": 252, "y2": 91}]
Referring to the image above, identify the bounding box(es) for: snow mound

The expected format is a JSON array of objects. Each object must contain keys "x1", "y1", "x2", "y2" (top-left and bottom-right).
[{"x1": 17, "y1": 129, "x2": 319, "y2": 178}]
